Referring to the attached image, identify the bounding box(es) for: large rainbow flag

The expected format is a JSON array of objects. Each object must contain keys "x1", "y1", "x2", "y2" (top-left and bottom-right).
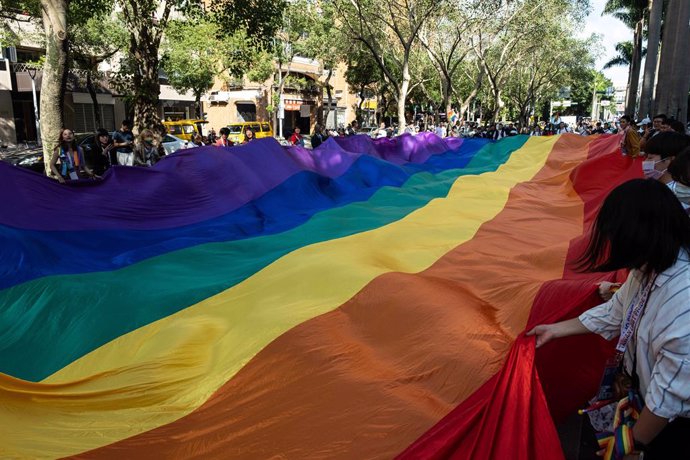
[{"x1": 1, "y1": 133, "x2": 640, "y2": 459}]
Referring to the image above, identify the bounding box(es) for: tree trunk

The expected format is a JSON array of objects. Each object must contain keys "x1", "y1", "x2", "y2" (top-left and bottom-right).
[
  {"x1": 398, "y1": 60, "x2": 410, "y2": 126},
  {"x1": 195, "y1": 91, "x2": 203, "y2": 119},
  {"x1": 324, "y1": 68, "x2": 333, "y2": 129},
  {"x1": 460, "y1": 70, "x2": 483, "y2": 120},
  {"x1": 86, "y1": 71, "x2": 102, "y2": 128},
  {"x1": 625, "y1": 18, "x2": 644, "y2": 117},
  {"x1": 276, "y1": 60, "x2": 283, "y2": 138},
  {"x1": 442, "y1": 75, "x2": 451, "y2": 116},
  {"x1": 276, "y1": 59, "x2": 292, "y2": 137},
  {"x1": 519, "y1": 107, "x2": 530, "y2": 130},
  {"x1": 379, "y1": 92, "x2": 388, "y2": 125},
  {"x1": 639, "y1": 0, "x2": 662, "y2": 118},
  {"x1": 654, "y1": 0, "x2": 685, "y2": 115},
  {"x1": 671, "y1": 0, "x2": 690, "y2": 122},
  {"x1": 492, "y1": 87, "x2": 504, "y2": 122},
  {"x1": 654, "y1": 0, "x2": 690, "y2": 119},
  {"x1": 357, "y1": 84, "x2": 365, "y2": 124},
  {"x1": 121, "y1": 2, "x2": 165, "y2": 135},
  {"x1": 132, "y1": 38, "x2": 162, "y2": 134},
  {"x1": 39, "y1": 0, "x2": 69, "y2": 176}
]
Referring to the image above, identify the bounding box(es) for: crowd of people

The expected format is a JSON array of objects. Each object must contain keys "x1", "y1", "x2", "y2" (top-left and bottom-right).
[
  {"x1": 43, "y1": 109, "x2": 690, "y2": 458},
  {"x1": 303, "y1": 111, "x2": 690, "y2": 457},
  {"x1": 49, "y1": 120, "x2": 262, "y2": 183},
  {"x1": 51, "y1": 112, "x2": 690, "y2": 185},
  {"x1": 329, "y1": 113, "x2": 689, "y2": 142},
  {"x1": 526, "y1": 124, "x2": 690, "y2": 459}
]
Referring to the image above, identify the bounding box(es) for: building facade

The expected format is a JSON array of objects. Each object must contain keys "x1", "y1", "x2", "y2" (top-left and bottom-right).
[
  {"x1": 0, "y1": 12, "x2": 203, "y2": 147},
  {"x1": 203, "y1": 57, "x2": 358, "y2": 138},
  {"x1": 1, "y1": 11, "x2": 360, "y2": 146}
]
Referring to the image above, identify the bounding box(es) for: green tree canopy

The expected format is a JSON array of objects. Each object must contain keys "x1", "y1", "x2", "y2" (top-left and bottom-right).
[{"x1": 162, "y1": 19, "x2": 251, "y2": 118}]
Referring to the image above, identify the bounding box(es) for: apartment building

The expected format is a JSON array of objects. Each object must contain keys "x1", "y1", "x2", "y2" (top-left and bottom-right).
[
  {"x1": 203, "y1": 57, "x2": 358, "y2": 137},
  {"x1": 0, "y1": 13, "x2": 198, "y2": 146},
  {"x1": 1, "y1": 7, "x2": 361, "y2": 145}
]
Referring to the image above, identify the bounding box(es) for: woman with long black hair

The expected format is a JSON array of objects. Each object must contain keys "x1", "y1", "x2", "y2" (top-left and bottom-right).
[
  {"x1": 528, "y1": 179, "x2": 690, "y2": 459},
  {"x1": 91, "y1": 128, "x2": 115, "y2": 174}
]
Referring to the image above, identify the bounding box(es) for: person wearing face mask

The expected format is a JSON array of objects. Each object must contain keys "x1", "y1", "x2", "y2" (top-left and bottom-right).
[
  {"x1": 133, "y1": 129, "x2": 165, "y2": 167},
  {"x1": 666, "y1": 146, "x2": 690, "y2": 211},
  {"x1": 528, "y1": 179, "x2": 690, "y2": 460},
  {"x1": 641, "y1": 132, "x2": 690, "y2": 183}
]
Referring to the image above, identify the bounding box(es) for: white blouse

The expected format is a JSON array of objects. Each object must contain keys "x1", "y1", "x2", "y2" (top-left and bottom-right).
[{"x1": 579, "y1": 251, "x2": 690, "y2": 420}]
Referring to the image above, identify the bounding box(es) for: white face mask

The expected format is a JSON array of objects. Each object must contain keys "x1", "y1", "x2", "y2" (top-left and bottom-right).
[
  {"x1": 644, "y1": 168, "x2": 666, "y2": 180},
  {"x1": 668, "y1": 181, "x2": 690, "y2": 204},
  {"x1": 642, "y1": 159, "x2": 666, "y2": 180}
]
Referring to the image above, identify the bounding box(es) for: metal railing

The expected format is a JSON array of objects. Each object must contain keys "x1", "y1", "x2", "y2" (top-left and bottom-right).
[
  {"x1": 11, "y1": 62, "x2": 41, "y2": 73},
  {"x1": 12, "y1": 63, "x2": 93, "y2": 77}
]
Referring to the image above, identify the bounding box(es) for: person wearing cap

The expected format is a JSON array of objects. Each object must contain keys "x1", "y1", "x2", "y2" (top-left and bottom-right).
[{"x1": 641, "y1": 114, "x2": 666, "y2": 151}]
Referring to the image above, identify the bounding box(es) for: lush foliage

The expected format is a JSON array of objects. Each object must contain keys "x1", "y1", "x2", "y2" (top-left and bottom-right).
[
  {"x1": 7, "y1": 0, "x2": 689, "y2": 140},
  {"x1": 161, "y1": 20, "x2": 252, "y2": 117}
]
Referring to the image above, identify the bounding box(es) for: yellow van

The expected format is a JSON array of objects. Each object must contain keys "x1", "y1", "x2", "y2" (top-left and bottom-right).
[
  {"x1": 163, "y1": 120, "x2": 208, "y2": 141},
  {"x1": 226, "y1": 122, "x2": 274, "y2": 144}
]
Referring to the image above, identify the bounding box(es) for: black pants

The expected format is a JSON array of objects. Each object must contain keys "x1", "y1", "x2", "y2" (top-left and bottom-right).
[{"x1": 644, "y1": 417, "x2": 690, "y2": 459}]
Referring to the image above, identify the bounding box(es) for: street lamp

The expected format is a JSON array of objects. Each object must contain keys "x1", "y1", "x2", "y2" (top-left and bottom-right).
[{"x1": 27, "y1": 66, "x2": 41, "y2": 145}]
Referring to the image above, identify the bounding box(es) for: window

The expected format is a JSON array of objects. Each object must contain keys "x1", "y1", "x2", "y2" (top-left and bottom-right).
[
  {"x1": 74, "y1": 103, "x2": 115, "y2": 133},
  {"x1": 236, "y1": 103, "x2": 256, "y2": 122},
  {"x1": 16, "y1": 48, "x2": 42, "y2": 64},
  {"x1": 101, "y1": 105, "x2": 115, "y2": 131},
  {"x1": 74, "y1": 103, "x2": 95, "y2": 133},
  {"x1": 261, "y1": 123, "x2": 270, "y2": 132},
  {"x1": 227, "y1": 124, "x2": 243, "y2": 134}
]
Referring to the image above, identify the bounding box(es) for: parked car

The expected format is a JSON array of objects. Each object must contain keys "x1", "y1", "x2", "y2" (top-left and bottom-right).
[
  {"x1": 225, "y1": 122, "x2": 274, "y2": 144},
  {"x1": 1, "y1": 132, "x2": 189, "y2": 174},
  {"x1": 79, "y1": 132, "x2": 188, "y2": 157},
  {"x1": 162, "y1": 119, "x2": 208, "y2": 141},
  {"x1": 161, "y1": 133, "x2": 188, "y2": 154},
  {"x1": 0, "y1": 145, "x2": 44, "y2": 173},
  {"x1": 356, "y1": 126, "x2": 380, "y2": 138}
]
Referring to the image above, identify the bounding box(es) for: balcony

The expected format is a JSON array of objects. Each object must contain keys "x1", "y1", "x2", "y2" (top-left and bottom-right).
[
  {"x1": 10, "y1": 63, "x2": 114, "y2": 94},
  {"x1": 12, "y1": 63, "x2": 43, "y2": 91}
]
